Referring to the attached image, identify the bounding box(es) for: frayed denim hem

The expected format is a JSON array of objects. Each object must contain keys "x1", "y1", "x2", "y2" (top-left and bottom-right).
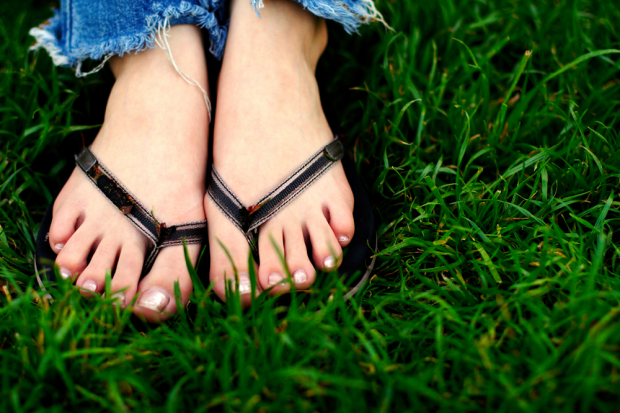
[
  {"x1": 29, "y1": 1, "x2": 227, "y2": 77},
  {"x1": 29, "y1": 0, "x2": 386, "y2": 79},
  {"x1": 29, "y1": 9, "x2": 69, "y2": 67},
  {"x1": 251, "y1": 0, "x2": 388, "y2": 33}
]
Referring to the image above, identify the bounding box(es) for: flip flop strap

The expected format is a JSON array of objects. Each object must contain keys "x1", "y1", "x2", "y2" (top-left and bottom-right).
[
  {"x1": 207, "y1": 138, "x2": 344, "y2": 260},
  {"x1": 76, "y1": 148, "x2": 207, "y2": 273}
]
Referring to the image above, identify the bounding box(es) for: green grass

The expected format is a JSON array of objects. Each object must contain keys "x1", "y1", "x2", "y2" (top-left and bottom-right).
[{"x1": 2, "y1": 0, "x2": 620, "y2": 411}]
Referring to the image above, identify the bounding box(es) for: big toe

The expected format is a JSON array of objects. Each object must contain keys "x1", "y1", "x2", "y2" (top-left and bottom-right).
[
  {"x1": 206, "y1": 198, "x2": 259, "y2": 307},
  {"x1": 132, "y1": 244, "x2": 200, "y2": 322}
]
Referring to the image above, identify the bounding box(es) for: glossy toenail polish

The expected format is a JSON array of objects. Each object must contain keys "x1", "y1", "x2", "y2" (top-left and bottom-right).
[
  {"x1": 111, "y1": 292, "x2": 125, "y2": 307},
  {"x1": 238, "y1": 273, "x2": 251, "y2": 294},
  {"x1": 323, "y1": 255, "x2": 336, "y2": 269},
  {"x1": 82, "y1": 280, "x2": 97, "y2": 292},
  {"x1": 338, "y1": 235, "x2": 349, "y2": 243},
  {"x1": 293, "y1": 270, "x2": 308, "y2": 284},
  {"x1": 138, "y1": 287, "x2": 170, "y2": 312},
  {"x1": 59, "y1": 267, "x2": 72, "y2": 279},
  {"x1": 268, "y1": 273, "x2": 285, "y2": 285},
  {"x1": 54, "y1": 243, "x2": 64, "y2": 251}
]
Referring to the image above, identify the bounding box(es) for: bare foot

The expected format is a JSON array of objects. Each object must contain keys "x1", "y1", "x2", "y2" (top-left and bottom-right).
[
  {"x1": 49, "y1": 25, "x2": 209, "y2": 322},
  {"x1": 206, "y1": 0, "x2": 355, "y2": 305}
]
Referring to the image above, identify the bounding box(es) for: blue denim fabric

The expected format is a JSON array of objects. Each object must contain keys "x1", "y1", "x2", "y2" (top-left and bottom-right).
[
  {"x1": 30, "y1": 0, "x2": 227, "y2": 75},
  {"x1": 30, "y1": 0, "x2": 384, "y2": 76},
  {"x1": 251, "y1": 0, "x2": 385, "y2": 33}
]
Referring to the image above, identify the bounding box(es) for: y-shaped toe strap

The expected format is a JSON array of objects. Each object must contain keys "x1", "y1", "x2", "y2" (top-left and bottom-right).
[
  {"x1": 207, "y1": 138, "x2": 344, "y2": 262},
  {"x1": 76, "y1": 148, "x2": 207, "y2": 275}
]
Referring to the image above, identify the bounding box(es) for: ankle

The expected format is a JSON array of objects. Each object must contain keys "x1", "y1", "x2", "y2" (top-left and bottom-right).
[
  {"x1": 109, "y1": 25, "x2": 208, "y2": 106},
  {"x1": 306, "y1": 18, "x2": 328, "y2": 68},
  {"x1": 227, "y1": 0, "x2": 328, "y2": 71}
]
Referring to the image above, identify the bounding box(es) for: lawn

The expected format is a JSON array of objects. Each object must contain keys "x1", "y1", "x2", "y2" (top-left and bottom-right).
[{"x1": 1, "y1": 0, "x2": 620, "y2": 411}]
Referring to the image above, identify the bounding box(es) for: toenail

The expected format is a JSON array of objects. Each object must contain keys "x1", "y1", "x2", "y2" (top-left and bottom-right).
[
  {"x1": 293, "y1": 270, "x2": 308, "y2": 284},
  {"x1": 338, "y1": 235, "x2": 350, "y2": 243},
  {"x1": 268, "y1": 273, "x2": 285, "y2": 285},
  {"x1": 137, "y1": 287, "x2": 170, "y2": 312},
  {"x1": 82, "y1": 280, "x2": 97, "y2": 292},
  {"x1": 111, "y1": 292, "x2": 125, "y2": 306},
  {"x1": 54, "y1": 243, "x2": 64, "y2": 251},
  {"x1": 237, "y1": 273, "x2": 251, "y2": 294},
  {"x1": 59, "y1": 267, "x2": 72, "y2": 279},
  {"x1": 323, "y1": 255, "x2": 336, "y2": 269}
]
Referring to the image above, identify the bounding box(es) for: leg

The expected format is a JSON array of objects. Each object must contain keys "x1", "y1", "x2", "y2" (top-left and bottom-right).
[
  {"x1": 49, "y1": 25, "x2": 209, "y2": 322},
  {"x1": 206, "y1": 0, "x2": 355, "y2": 303}
]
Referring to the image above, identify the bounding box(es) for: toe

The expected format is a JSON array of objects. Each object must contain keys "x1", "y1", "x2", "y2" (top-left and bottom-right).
[
  {"x1": 307, "y1": 212, "x2": 342, "y2": 271},
  {"x1": 54, "y1": 224, "x2": 99, "y2": 281},
  {"x1": 108, "y1": 244, "x2": 146, "y2": 308},
  {"x1": 76, "y1": 238, "x2": 121, "y2": 297},
  {"x1": 210, "y1": 235, "x2": 257, "y2": 307},
  {"x1": 283, "y1": 226, "x2": 315, "y2": 290},
  {"x1": 327, "y1": 201, "x2": 355, "y2": 247},
  {"x1": 257, "y1": 224, "x2": 288, "y2": 294},
  {"x1": 49, "y1": 201, "x2": 83, "y2": 254},
  {"x1": 207, "y1": 200, "x2": 258, "y2": 307},
  {"x1": 133, "y1": 244, "x2": 199, "y2": 323}
]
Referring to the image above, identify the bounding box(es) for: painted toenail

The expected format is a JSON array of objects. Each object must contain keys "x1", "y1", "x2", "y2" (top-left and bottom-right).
[
  {"x1": 59, "y1": 267, "x2": 72, "y2": 279},
  {"x1": 82, "y1": 280, "x2": 97, "y2": 292},
  {"x1": 268, "y1": 273, "x2": 285, "y2": 285},
  {"x1": 238, "y1": 273, "x2": 252, "y2": 294},
  {"x1": 54, "y1": 243, "x2": 64, "y2": 251},
  {"x1": 137, "y1": 287, "x2": 170, "y2": 312},
  {"x1": 323, "y1": 255, "x2": 336, "y2": 269},
  {"x1": 111, "y1": 292, "x2": 125, "y2": 306},
  {"x1": 293, "y1": 270, "x2": 308, "y2": 284},
  {"x1": 338, "y1": 235, "x2": 350, "y2": 243}
]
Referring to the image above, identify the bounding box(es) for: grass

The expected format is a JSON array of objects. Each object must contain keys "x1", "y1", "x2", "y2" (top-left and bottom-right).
[{"x1": 1, "y1": 0, "x2": 620, "y2": 411}]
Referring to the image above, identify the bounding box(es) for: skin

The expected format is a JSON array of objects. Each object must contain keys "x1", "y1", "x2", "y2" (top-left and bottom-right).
[
  {"x1": 49, "y1": 25, "x2": 208, "y2": 322},
  {"x1": 48, "y1": 0, "x2": 356, "y2": 320},
  {"x1": 206, "y1": 0, "x2": 355, "y2": 305}
]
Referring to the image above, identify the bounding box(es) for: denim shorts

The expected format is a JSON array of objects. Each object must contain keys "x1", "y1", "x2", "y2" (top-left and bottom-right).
[{"x1": 30, "y1": 0, "x2": 385, "y2": 76}]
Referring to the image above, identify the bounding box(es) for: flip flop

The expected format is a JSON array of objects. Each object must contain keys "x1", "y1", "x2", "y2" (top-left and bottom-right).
[
  {"x1": 34, "y1": 148, "x2": 208, "y2": 295},
  {"x1": 207, "y1": 137, "x2": 377, "y2": 300}
]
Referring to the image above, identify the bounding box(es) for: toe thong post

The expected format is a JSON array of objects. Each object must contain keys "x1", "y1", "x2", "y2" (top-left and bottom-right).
[
  {"x1": 207, "y1": 138, "x2": 345, "y2": 262},
  {"x1": 75, "y1": 148, "x2": 207, "y2": 275}
]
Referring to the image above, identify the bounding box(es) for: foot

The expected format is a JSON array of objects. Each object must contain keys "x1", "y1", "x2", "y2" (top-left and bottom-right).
[
  {"x1": 206, "y1": 0, "x2": 355, "y2": 305},
  {"x1": 48, "y1": 25, "x2": 209, "y2": 322}
]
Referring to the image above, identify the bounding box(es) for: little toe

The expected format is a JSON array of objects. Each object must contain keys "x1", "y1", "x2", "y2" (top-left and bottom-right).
[
  {"x1": 307, "y1": 213, "x2": 343, "y2": 271},
  {"x1": 108, "y1": 244, "x2": 147, "y2": 308},
  {"x1": 48, "y1": 202, "x2": 83, "y2": 253},
  {"x1": 257, "y1": 225, "x2": 289, "y2": 294},
  {"x1": 54, "y1": 224, "x2": 99, "y2": 281},
  {"x1": 327, "y1": 201, "x2": 355, "y2": 247},
  {"x1": 76, "y1": 238, "x2": 121, "y2": 297},
  {"x1": 283, "y1": 226, "x2": 316, "y2": 290}
]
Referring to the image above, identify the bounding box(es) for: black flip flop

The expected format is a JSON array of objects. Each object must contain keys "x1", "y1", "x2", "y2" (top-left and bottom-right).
[
  {"x1": 36, "y1": 140, "x2": 375, "y2": 303},
  {"x1": 207, "y1": 137, "x2": 376, "y2": 300},
  {"x1": 34, "y1": 148, "x2": 208, "y2": 294}
]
